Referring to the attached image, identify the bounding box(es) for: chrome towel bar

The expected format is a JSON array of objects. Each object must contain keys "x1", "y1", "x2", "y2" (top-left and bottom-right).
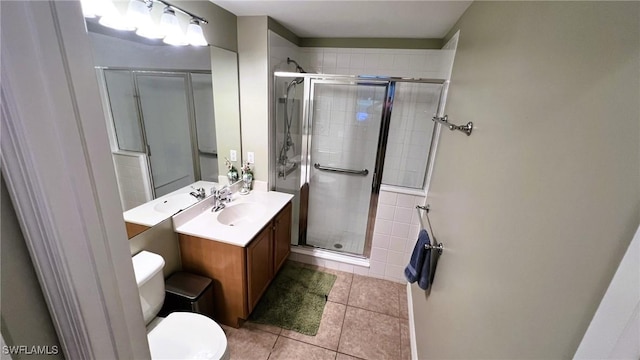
[
  {"x1": 313, "y1": 163, "x2": 369, "y2": 176},
  {"x1": 432, "y1": 115, "x2": 473, "y2": 136},
  {"x1": 416, "y1": 205, "x2": 444, "y2": 255}
]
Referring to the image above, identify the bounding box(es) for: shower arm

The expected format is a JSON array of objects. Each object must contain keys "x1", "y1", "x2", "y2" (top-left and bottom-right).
[{"x1": 287, "y1": 57, "x2": 307, "y2": 73}]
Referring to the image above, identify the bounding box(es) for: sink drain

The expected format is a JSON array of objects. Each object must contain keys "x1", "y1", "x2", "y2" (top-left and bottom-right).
[{"x1": 333, "y1": 243, "x2": 343, "y2": 249}]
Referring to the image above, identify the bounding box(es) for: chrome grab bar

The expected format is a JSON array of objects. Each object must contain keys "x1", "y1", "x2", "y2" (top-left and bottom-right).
[{"x1": 313, "y1": 163, "x2": 369, "y2": 176}]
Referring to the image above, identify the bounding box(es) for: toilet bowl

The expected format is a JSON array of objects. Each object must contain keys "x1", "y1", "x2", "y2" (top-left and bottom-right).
[{"x1": 132, "y1": 251, "x2": 229, "y2": 359}]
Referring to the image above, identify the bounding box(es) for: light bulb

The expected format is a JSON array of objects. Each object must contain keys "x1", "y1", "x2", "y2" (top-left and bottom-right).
[
  {"x1": 125, "y1": 0, "x2": 150, "y2": 26},
  {"x1": 186, "y1": 19, "x2": 207, "y2": 46},
  {"x1": 80, "y1": 0, "x2": 98, "y2": 18},
  {"x1": 159, "y1": 7, "x2": 181, "y2": 38},
  {"x1": 99, "y1": 0, "x2": 135, "y2": 31}
]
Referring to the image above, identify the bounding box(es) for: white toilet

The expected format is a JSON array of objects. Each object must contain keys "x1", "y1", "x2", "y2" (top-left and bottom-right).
[{"x1": 132, "y1": 250, "x2": 229, "y2": 360}]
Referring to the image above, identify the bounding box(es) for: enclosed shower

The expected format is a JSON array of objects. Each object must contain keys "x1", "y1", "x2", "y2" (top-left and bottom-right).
[{"x1": 273, "y1": 68, "x2": 446, "y2": 258}]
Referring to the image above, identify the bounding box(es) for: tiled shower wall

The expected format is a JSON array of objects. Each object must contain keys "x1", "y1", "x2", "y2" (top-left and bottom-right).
[{"x1": 270, "y1": 32, "x2": 455, "y2": 283}]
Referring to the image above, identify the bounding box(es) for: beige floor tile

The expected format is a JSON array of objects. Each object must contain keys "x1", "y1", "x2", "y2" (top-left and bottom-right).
[
  {"x1": 225, "y1": 326, "x2": 277, "y2": 360},
  {"x1": 303, "y1": 264, "x2": 354, "y2": 305},
  {"x1": 269, "y1": 337, "x2": 337, "y2": 360},
  {"x1": 280, "y1": 301, "x2": 346, "y2": 350},
  {"x1": 348, "y1": 275, "x2": 400, "y2": 317},
  {"x1": 398, "y1": 283, "x2": 409, "y2": 319},
  {"x1": 220, "y1": 324, "x2": 238, "y2": 337},
  {"x1": 338, "y1": 307, "x2": 401, "y2": 360},
  {"x1": 243, "y1": 320, "x2": 282, "y2": 335},
  {"x1": 400, "y1": 320, "x2": 410, "y2": 360}
]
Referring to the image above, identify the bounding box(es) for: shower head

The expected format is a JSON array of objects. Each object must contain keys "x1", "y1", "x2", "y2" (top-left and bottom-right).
[
  {"x1": 287, "y1": 77, "x2": 304, "y2": 90},
  {"x1": 287, "y1": 57, "x2": 307, "y2": 73}
]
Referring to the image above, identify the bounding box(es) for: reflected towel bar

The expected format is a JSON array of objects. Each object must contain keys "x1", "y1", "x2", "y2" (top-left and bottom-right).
[
  {"x1": 313, "y1": 163, "x2": 369, "y2": 176},
  {"x1": 432, "y1": 115, "x2": 473, "y2": 136}
]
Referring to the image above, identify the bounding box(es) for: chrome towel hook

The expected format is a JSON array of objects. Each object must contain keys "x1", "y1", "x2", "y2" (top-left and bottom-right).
[{"x1": 432, "y1": 115, "x2": 473, "y2": 136}]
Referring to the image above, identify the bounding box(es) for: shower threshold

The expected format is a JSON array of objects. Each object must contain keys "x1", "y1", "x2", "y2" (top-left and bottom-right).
[{"x1": 291, "y1": 245, "x2": 370, "y2": 268}]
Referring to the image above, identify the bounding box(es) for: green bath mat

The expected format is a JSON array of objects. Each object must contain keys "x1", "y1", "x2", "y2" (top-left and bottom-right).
[{"x1": 249, "y1": 263, "x2": 336, "y2": 336}]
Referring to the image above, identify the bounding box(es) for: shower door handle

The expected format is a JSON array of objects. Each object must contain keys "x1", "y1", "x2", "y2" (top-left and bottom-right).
[{"x1": 313, "y1": 163, "x2": 369, "y2": 176}]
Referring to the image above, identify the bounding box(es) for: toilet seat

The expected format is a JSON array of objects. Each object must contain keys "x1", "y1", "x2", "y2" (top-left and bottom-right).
[{"x1": 147, "y1": 312, "x2": 229, "y2": 360}]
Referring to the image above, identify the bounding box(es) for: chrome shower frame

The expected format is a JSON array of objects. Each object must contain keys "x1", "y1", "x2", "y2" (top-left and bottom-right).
[{"x1": 272, "y1": 71, "x2": 446, "y2": 259}]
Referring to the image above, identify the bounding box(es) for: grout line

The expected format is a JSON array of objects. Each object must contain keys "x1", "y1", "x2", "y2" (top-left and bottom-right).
[
  {"x1": 336, "y1": 303, "x2": 349, "y2": 356},
  {"x1": 347, "y1": 303, "x2": 401, "y2": 319},
  {"x1": 266, "y1": 335, "x2": 278, "y2": 360},
  {"x1": 337, "y1": 352, "x2": 366, "y2": 360}
]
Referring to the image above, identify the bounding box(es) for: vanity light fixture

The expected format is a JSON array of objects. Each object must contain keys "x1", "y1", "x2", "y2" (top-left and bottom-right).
[{"x1": 82, "y1": 0, "x2": 209, "y2": 46}]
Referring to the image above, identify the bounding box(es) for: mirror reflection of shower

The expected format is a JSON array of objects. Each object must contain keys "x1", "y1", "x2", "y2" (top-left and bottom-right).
[{"x1": 278, "y1": 58, "x2": 306, "y2": 179}]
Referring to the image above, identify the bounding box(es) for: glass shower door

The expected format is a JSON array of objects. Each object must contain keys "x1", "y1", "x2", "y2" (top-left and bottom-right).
[
  {"x1": 136, "y1": 74, "x2": 196, "y2": 197},
  {"x1": 305, "y1": 80, "x2": 388, "y2": 255}
]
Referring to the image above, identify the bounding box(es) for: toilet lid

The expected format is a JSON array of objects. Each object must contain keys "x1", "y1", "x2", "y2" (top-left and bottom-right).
[{"x1": 147, "y1": 312, "x2": 228, "y2": 360}]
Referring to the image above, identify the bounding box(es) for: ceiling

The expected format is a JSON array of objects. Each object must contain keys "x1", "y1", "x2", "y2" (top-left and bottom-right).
[{"x1": 212, "y1": 1, "x2": 472, "y2": 39}]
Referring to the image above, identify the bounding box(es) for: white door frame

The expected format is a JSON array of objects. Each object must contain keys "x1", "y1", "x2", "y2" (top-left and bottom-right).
[
  {"x1": 574, "y1": 223, "x2": 640, "y2": 359},
  {"x1": 1, "y1": 1, "x2": 149, "y2": 358}
]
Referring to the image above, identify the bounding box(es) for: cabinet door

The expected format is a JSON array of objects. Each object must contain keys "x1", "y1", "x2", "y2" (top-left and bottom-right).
[
  {"x1": 246, "y1": 226, "x2": 273, "y2": 312},
  {"x1": 273, "y1": 202, "x2": 292, "y2": 274}
]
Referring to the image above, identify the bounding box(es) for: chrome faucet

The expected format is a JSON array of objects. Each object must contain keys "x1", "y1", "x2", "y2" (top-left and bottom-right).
[
  {"x1": 189, "y1": 187, "x2": 206, "y2": 200},
  {"x1": 211, "y1": 185, "x2": 232, "y2": 212}
]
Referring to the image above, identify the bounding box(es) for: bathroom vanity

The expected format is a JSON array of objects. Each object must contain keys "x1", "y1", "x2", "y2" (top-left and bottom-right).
[{"x1": 173, "y1": 190, "x2": 293, "y2": 328}]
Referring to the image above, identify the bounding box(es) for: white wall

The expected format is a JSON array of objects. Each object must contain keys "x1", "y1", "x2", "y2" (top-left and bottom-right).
[{"x1": 411, "y1": 2, "x2": 640, "y2": 358}]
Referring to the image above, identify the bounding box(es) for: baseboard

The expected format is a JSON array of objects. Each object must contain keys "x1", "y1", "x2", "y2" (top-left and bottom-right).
[{"x1": 407, "y1": 283, "x2": 418, "y2": 360}]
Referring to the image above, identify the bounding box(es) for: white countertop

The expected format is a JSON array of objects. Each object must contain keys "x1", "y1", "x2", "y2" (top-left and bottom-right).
[
  {"x1": 174, "y1": 190, "x2": 293, "y2": 247},
  {"x1": 123, "y1": 181, "x2": 217, "y2": 227}
]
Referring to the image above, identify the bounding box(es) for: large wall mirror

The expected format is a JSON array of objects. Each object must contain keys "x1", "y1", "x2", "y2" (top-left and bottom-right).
[{"x1": 85, "y1": 22, "x2": 242, "y2": 237}]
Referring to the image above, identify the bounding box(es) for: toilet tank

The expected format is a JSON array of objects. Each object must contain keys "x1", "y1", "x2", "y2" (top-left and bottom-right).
[{"x1": 132, "y1": 251, "x2": 166, "y2": 325}]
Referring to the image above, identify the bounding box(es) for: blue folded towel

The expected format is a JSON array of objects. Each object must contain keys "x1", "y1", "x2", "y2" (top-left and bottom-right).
[{"x1": 404, "y1": 229, "x2": 432, "y2": 290}]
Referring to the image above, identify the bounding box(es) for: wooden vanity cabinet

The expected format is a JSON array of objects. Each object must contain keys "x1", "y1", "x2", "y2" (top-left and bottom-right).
[
  {"x1": 246, "y1": 225, "x2": 273, "y2": 311},
  {"x1": 178, "y1": 201, "x2": 292, "y2": 328},
  {"x1": 272, "y1": 202, "x2": 292, "y2": 273},
  {"x1": 125, "y1": 222, "x2": 150, "y2": 239}
]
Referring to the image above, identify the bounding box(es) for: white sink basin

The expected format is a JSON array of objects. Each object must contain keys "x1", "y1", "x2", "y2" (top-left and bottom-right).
[
  {"x1": 216, "y1": 202, "x2": 267, "y2": 226},
  {"x1": 153, "y1": 193, "x2": 198, "y2": 214}
]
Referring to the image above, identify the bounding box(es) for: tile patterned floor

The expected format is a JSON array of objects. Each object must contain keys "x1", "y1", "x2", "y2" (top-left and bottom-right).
[{"x1": 221, "y1": 261, "x2": 410, "y2": 360}]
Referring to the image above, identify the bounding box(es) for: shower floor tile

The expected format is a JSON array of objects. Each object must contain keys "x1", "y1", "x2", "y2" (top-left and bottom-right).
[
  {"x1": 229, "y1": 261, "x2": 410, "y2": 360},
  {"x1": 306, "y1": 231, "x2": 366, "y2": 255}
]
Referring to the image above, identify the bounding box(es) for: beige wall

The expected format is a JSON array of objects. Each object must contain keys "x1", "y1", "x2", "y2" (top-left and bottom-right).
[
  {"x1": 412, "y1": 2, "x2": 640, "y2": 359},
  {"x1": 212, "y1": 46, "x2": 243, "y2": 179},
  {"x1": 237, "y1": 16, "x2": 270, "y2": 182},
  {"x1": 1, "y1": 177, "x2": 63, "y2": 359},
  {"x1": 128, "y1": 218, "x2": 182, "y2": 278}
]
